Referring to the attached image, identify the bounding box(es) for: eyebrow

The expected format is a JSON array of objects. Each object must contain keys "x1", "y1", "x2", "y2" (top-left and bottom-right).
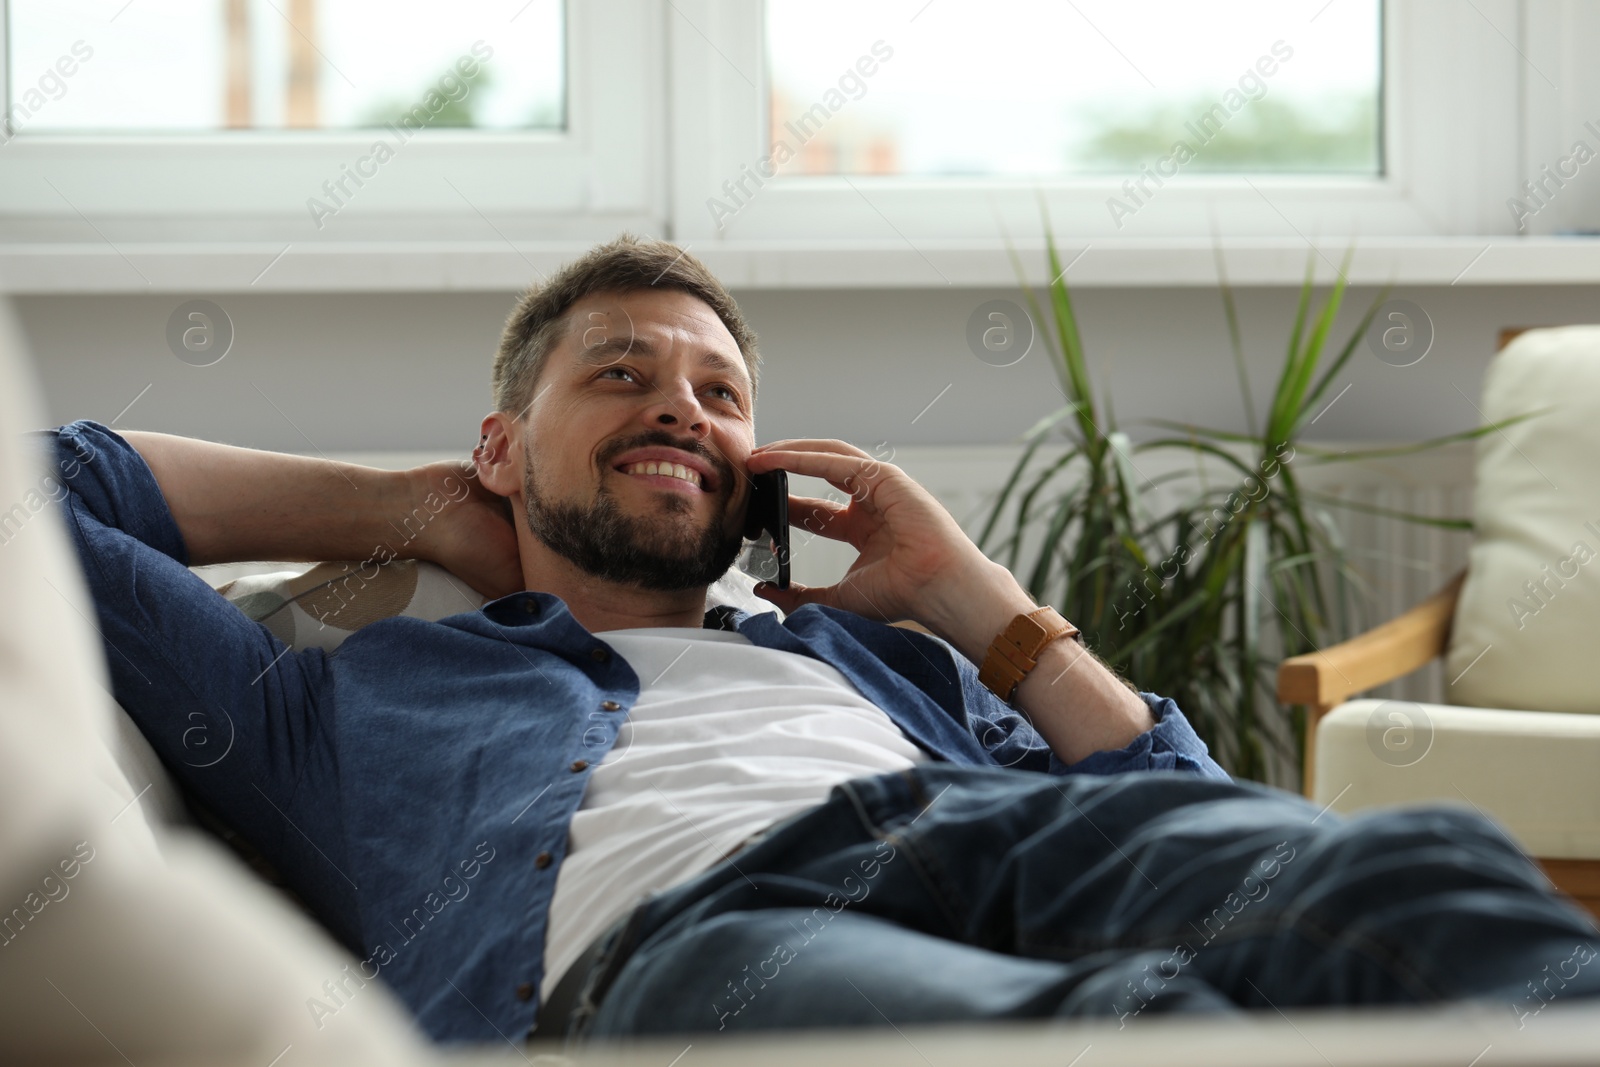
[{"x1": 576, "y1": 335, "x2": 750, "y2": 389}]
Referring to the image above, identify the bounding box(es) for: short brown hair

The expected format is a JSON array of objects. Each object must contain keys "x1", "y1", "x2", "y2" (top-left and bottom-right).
[{"x1": 491, "y1": 234, "x2": 760, "y2": 417}]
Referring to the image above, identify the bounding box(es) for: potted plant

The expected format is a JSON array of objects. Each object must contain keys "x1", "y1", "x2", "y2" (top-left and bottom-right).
[{"x1": 979, "y1": 229, "x2": 1506, "y2": 786}]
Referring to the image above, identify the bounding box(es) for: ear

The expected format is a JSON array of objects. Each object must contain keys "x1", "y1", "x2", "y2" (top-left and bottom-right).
[{"x1": 474, "y1": 411, "x2": 522, "y2": 498}]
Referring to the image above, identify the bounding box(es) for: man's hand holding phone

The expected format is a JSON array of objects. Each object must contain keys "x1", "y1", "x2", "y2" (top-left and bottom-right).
[
  {"x1": 747, "y1": 438, "x2": 1155, "y2": 761},
  {"x1": 744, "y1": 439, "x2": 1036, "y2": 666}
]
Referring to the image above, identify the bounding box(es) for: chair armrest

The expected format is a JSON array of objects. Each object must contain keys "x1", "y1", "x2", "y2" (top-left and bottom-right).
[{"x1": 1277, "y1": 569, "x2": 1466, "y2": 709}]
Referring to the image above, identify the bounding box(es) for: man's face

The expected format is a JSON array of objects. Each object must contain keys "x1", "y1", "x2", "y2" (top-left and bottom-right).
[{"x1": 514, "y1": 288, "x2": 755, "y2": 591}]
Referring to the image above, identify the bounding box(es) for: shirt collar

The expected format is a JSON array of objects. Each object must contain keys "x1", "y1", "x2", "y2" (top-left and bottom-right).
[{"x1": 703, "y1": 604, "x2": 748, "y2": 631}]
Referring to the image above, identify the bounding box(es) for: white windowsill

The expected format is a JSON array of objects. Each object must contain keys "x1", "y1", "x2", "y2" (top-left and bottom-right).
[{"x1": 1, "y1": 236, "x2": 1598, "y2": 294}]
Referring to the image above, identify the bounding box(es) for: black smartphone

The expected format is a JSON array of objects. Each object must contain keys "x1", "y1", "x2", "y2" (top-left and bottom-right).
[{"x1": 742, "y1": 468, "x2": 790, "y2": 589}]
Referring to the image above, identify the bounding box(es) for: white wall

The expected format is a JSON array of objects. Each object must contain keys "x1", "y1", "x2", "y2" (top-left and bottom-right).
[{"x1": 14, "y1": 283, "x2": 1600, "y2": 453}]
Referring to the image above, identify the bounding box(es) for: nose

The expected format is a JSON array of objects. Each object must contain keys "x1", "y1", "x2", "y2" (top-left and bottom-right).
[{"x1": 640, "y1": 375, "x2": 708, "y2": 437}]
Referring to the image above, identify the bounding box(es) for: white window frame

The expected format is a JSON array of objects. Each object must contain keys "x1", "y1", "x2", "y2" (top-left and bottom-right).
[
  {"x1": 0, "y1": 0, "x2": 1592, "y2": 291},
  {"x1": 0, "y1": 0, "x2": 665, "y2": 242},
  {"x1": 668, "y1": 0, "x2": 1527, "y2": 245}
]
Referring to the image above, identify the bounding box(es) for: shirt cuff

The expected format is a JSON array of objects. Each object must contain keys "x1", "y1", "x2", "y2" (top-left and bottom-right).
[
  {"x1": 33, "y1": 419, "x2": 190, "y2": 565},
  {"x1": 1049, "y1": 692, "x2": 1231, "y2": 780}
]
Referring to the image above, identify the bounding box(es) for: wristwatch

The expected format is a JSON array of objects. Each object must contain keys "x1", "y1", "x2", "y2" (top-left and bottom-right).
[{"x1": 977, "y1": 605, "x2": 1084, "y2": 703}]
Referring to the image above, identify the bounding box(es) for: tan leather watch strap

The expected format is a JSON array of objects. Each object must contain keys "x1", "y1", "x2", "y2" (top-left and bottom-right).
[{"x1": 977, "y1": 605, "x2": 1083, "y2": 703}]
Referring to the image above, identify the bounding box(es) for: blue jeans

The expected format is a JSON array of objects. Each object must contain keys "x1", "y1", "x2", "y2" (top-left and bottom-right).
[{"x1": 555, "y1": 765, "x2": 1600, "y2": 1043}]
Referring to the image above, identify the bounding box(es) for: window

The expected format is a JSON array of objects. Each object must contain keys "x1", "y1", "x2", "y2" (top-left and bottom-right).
[
  {"x1": 0, "y1": 1, "x2": 1586, "y2": 289},
  {"x1": 8, "y1": 0, "x2": 563, "y2": 133},
  {"x1": 0, "y1": 0, "x2": 661, "y2": 249},
  {"x1": 670, "y1": 0, "x2": 1533, "y2": 250},
  {"x1": 763, "y1": 0, "x2": 1381, "y2": 179}
]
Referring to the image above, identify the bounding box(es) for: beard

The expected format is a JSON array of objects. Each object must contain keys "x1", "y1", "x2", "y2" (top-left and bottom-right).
[{"x1": 521, "y1": 434, "x2": 746, "y2": 592}]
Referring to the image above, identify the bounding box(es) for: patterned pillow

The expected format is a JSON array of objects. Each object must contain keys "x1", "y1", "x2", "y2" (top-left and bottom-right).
[{"x1": 214, "y1": 559, "x2": 783, "y2": 651}]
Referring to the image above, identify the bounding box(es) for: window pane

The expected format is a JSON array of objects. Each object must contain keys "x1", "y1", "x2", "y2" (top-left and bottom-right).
[
  {"x1": 765, "y1": 0, "x2": 1380, "y2": 177},
  {"x1": 8, "y1": 0, "x2": 563, "y2": 133}
]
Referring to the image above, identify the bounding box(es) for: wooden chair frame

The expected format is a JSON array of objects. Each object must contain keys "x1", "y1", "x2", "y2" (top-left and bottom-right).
[{"x1": 1278, "y1": 570, "x2": 1465, "y2": 800}]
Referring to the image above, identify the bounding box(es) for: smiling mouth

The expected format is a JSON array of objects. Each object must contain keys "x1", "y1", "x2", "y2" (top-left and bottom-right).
[{"x1": 616, "y1": 460, "x2": 705, "y2": 491}]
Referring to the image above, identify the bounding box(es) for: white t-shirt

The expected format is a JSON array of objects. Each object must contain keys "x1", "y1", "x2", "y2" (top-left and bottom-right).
[{"x1": 539, "y1": 626, "x2": 932, "y2": 1003}]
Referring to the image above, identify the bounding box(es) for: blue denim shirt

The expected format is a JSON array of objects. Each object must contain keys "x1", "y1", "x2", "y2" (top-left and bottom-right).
[{"x1": 45, "y1": 419, "x2": 1227, "y2": 1044}]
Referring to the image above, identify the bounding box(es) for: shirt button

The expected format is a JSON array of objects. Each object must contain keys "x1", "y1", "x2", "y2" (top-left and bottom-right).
[
  {"x1": 589, "y1": 647, "x2": 610, "y2": 662},
  {"x1": 516, "y1": 982, "x2": 534, "y2": 1002},
  {"x1": 534, "y1": 850, "x2": 552, "y2": 869},
  {"x1": 570, "y1": 759, "x2": 589, "y2": 772},
  {"x1": 522, "y1": 600, "x2": 538, "y2": 614},
  {"x1": 600, "y1": 700, "x2": 621, "y2": 711}
]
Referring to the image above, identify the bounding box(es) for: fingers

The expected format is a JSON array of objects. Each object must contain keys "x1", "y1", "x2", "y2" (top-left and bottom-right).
[
  {"x1": 787, "y1": 494, "x2": 852, "y2": 539},
  {"x1": 747, "y1": 448, "x2": 891, "y2": 501},
  {"x1": 748, "y1": 439, "x2": 891, "y2": 493},
  {"x1": 752, "y1": 438, "x2": 875, "y2": 462},
  {"x1": 753, "y1": 578, "x2": 836, "y2": 615}
]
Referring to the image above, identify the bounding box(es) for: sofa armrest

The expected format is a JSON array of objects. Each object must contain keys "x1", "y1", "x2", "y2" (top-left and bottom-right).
[{"x1": 1277, "y1": 568, "x2": 1465, "y2": 795}]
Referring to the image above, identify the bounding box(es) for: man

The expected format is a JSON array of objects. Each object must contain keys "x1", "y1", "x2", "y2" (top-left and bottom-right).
[{"x1": 44, "y1": 236, "x2": 1599, "y2": 1047}]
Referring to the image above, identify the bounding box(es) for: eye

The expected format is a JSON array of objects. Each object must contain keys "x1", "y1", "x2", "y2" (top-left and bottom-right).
[
  {"x1": 599, "y1": 366, "x2": 639, "y2": 384},
  {"x1": 707, "y1": 384, "x2": 738, "y2": 403}
]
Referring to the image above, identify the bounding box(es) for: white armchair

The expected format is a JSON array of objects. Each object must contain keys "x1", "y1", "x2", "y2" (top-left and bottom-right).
[{"x1": 1279, "y1": 326, "x2": 1600, "y2": 917}]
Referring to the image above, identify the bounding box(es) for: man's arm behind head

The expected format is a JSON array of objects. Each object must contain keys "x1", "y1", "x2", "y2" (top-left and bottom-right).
[{"x1": 121, "y1": 428, "x2": 522, "y2": 600}]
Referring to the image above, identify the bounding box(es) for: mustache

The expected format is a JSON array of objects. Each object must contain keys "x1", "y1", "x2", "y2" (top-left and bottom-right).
[{"x1": 599, "y1": 430, "x2": 734, "y2": 491}]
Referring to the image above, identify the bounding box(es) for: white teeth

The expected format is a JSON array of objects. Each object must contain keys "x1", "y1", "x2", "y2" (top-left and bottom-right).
[{"x1": 622, "y1": 461, "x2": 702, "y2": 488}]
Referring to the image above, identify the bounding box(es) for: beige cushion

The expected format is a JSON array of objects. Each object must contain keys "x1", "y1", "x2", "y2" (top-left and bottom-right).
[
  {"x1": 0, "y1": 302, "x2": 430, "y2": 1064},
  {"x1": 1314, "y1": 698, "x2": 1600, "y2": 859},
  {"x1": 1447, "y1": 325, "x2": 1600, "y2": 713}
]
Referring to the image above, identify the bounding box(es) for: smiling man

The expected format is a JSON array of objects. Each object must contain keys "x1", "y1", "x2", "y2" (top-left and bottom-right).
[
  {"x1": 482, "y1": 280, "x2": 757, "y2": 625},
  {"x1": 42, "y1": 235, "x2": 1600, "y2": 1048}
]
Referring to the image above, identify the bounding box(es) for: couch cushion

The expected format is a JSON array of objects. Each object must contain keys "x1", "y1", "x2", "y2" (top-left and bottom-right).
[
  {"x1": 1446, "y1": 325, "x2": 1600, "y2": 713},
  {"x1": 1314, "y1": 698, "x2": 1600, "y2": 859}
]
